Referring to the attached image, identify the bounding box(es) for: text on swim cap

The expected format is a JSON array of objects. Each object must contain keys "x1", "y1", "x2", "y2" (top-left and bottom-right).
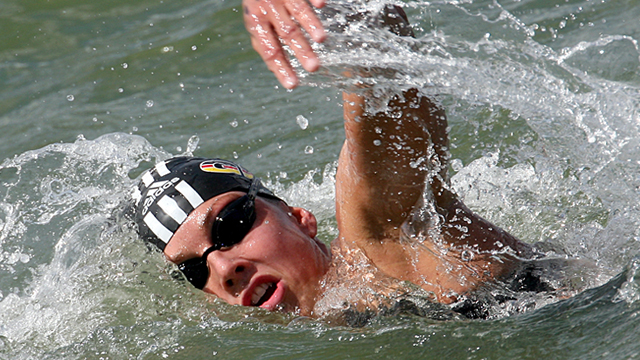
[{"x1": 141, "y1": 177, "x2": 181, "y2": 215}]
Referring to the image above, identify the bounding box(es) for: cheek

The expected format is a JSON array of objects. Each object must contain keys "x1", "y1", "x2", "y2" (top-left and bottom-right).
[
  {"x1": 279, "y1": 238, "x2": 325, "y2": 276},
  {"x1": 248, "y1": 214, "x2": 323, "y2": 271},
  {"x1": 249, "y1": 226, "x2": 307, "y2": 262}
]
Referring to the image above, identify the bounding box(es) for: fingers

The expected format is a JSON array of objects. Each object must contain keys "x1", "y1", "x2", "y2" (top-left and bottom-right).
[
  {"x1": 245, "y1": 7, "x2": 299, "y2": 89},
  {"x1": 285, "y1": 0, "x2": 325, "y2": 44},
  {"x1": 243, "y1": 0, "x2": 325, "y2": 89},
  {"x1": 249, "y1": 27, "x2": 299, "y2": 89},
  {"x1": 266, "y1": 0, "x2": 321, "y2": 72},
  {"x1": 307, "y1": 0, "x2": 325, "y2": 10}
]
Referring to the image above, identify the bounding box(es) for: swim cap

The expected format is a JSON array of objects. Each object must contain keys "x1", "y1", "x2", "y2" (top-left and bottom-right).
[{"x1": 132, "y1": 156, "x2": 281, "y2": 251}]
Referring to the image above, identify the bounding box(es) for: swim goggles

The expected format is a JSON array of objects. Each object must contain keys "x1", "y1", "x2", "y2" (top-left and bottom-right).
[{"x1": 177, "y1": 178, "x2": 261, "y2": 289}]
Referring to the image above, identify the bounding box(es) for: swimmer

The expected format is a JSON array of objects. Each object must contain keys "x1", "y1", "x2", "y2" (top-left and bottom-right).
[{"x1": 131, "y1": 5, "x2": 561, "y2": 320}]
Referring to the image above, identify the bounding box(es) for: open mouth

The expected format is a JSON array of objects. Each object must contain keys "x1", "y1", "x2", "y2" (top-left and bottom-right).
[{"x1": 251, "y1": 282, "x2": 277, "y2": 307}]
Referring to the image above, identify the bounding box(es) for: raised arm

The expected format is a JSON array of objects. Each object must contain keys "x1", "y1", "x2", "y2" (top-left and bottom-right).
[
  {"x1": 336, "y1": 89, "x2": 450, "y2": 246},
  {"x1": 336, "y1": 89, "x2": 533, "y2": 297}
]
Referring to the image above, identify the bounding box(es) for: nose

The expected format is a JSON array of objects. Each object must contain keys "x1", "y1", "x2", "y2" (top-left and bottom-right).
[{"x1": 206, "y1": 251, "x2": 255, "y2": 297}]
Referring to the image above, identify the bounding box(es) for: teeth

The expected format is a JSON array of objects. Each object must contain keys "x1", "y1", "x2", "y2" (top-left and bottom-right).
[{"x1": 252, "y1": 283, "x2": 270, "y2": 305}]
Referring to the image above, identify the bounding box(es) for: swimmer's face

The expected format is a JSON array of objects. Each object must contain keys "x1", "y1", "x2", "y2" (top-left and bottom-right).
[{"x1": 163, "y1": 191, "x2": 331, "y2": 315}]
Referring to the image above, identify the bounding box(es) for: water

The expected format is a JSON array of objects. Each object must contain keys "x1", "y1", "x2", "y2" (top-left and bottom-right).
[{"x1": 1, "y1": 0, "x2": 640, "y2": 358}]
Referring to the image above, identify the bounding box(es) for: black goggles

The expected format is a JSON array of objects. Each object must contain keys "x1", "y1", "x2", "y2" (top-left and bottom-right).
[{"x1": 177, "y1": 178, "x2": 261, "y2": 289}]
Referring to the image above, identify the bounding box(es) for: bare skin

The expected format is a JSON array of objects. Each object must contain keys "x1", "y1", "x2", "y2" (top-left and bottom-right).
[
  {"x1": 242, "y1": 0, "x2": 326, "y2": 89},
  {"x1": 336, "y1": 89, "x2": 532, "y2": 304}
]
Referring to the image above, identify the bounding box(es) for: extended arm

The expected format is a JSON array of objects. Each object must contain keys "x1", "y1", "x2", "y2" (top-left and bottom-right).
[
  {"x1": 335, "y1": 89, "x2": 533, "y2": 299},
  {"x1": 336, "y1": 89, "x2": 446, "y2": 244}
]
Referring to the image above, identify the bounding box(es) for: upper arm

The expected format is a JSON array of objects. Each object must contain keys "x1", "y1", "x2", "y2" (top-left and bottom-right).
[{"x1": 335, "y1": 89, "x2": 448, "y2": 246}]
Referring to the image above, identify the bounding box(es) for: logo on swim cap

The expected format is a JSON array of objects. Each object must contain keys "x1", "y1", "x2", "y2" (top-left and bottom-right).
[
  {"x1": 140, "y1": 177, "x2": 181, "y2": 216},
  {"x1": 132, "y1": 156, "x2": 282, "y2": 252},
  {"x1": 199, "y1": 159, "x2": 253, "y2": 178}
]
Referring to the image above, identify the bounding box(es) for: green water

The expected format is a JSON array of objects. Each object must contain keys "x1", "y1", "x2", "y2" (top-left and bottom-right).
[{"x1": 1, "y1": 0, "x2": 640, "y2": 358}]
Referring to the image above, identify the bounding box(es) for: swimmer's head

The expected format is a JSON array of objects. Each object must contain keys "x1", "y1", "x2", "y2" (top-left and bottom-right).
[{"x1": 131, "y1": 156, "x2": 281, "y2": 250}]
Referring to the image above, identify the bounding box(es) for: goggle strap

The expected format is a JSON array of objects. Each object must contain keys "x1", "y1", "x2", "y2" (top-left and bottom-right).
[
  {"x1": 202, "y1": 245, "x2": 216, "y2": 260},
  {"x1": 247, "y1": 178, "x2": 260, "y2": 200}
]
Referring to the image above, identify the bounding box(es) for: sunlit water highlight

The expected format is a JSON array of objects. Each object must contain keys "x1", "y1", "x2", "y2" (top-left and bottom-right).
[{"x1": 1, "y1": 0, "x2": 640, "y2": 358}]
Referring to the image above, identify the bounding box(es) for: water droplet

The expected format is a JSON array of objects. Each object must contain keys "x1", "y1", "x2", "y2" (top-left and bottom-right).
[
  {"x1": 121, "y1": 62, "x2": 128, "y2": 69},
  {"x1": 296, "y1": 115, "x2": 309, "y2": 130},
  {"x1": 187, "y1": 135, "x2": 199, "y2": 153},
  {"x1": 304, "y1": 145, "x2": 314, "y2": 154},
  {"x1": 279, "y1": 171, "x2": 288, "y2": 179},
  {"x1": 451, "y1": 159, "x2": 464, "y2": 172},
  {"x1": 146, "y1": 100, "x2": 154, "y2": 108},
  {"x1": 373, "y1": 139, "x2": 381, "y2": 146},
  {"x1": 191, "y1": 45, "x2": 197, "y2": 51},
  {"x1": 176, "y1": 146, "x2": 183, "y2": 152},
  {"x1": 229, "y1": 120, "x2": 238, "y2": 127},
  {"x1": 66, "y1": 94, "x2": 75, "y2": 101},
  {"x1": 118, "y1": 88, "x2": 124, "y2": 93},
  {"x1": 461, "y1": 250, "x2": 473, "y2": 261},
  {"x1": 232, "y1": 151, "x2": 239, "y2": 159}
]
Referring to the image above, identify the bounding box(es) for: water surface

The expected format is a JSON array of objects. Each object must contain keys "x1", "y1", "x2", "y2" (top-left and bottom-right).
[{"x1": 1, "y1": 0, "x2": 640, "y2": 358}]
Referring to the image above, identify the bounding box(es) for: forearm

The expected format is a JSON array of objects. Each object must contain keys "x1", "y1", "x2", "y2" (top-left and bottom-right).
[
  {"x1": 437, "y1": 199, "x2": 533, "y2": 257},
  {"x1": 338, "y1": 89, "x2": 448, "y2": 236},
  {"x1": 342, "y1": 89, "x2": 454, "y2": 200}
]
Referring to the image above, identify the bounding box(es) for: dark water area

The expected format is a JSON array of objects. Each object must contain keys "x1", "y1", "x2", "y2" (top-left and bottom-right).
[{"x1": 1, "y1": 0, "x2": 640, "y2": 358}]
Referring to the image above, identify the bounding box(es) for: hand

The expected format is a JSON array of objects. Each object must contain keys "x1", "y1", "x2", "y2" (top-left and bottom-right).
[{"x1": 243, "y1": 0, "x2": 326, "y2": 89}]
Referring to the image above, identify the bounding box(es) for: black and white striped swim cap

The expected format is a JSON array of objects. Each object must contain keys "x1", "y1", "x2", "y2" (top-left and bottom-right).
[{"x1": 132, "y1": 156, "x2": 280, "y2": 251}]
